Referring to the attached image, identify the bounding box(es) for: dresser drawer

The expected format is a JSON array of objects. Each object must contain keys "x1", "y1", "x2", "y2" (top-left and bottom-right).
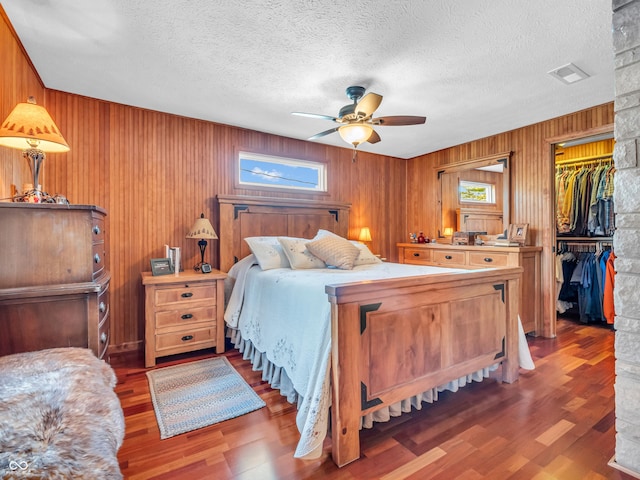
[
  {"x1": 403, "y1": 247, "x2": 432, "y2": 264},
  {"x1": 155, "y1": 326, "x2": 216, "y2": 352},
  {"x1": 98, "y1": 282, "x2": 110, "y2": 324},
  {"x1": 155, "y1": 306, "x2": 216, "y2": 329},
  {"x1": 468, "y1": 251, "x2": 509, "y2": 267},
  {"x1": 432, "y1": 249, "x2": 466, "y2": 266},
  {"x1": 91, "y1": 213, "x2": 105, "y2": 244},
  {"x1": 92, "y1": 243, "x2": 105, "y2": 277},
  {"x1": 98, "y1": 313, "x2": 110, "y2": 359},
  {"x1": 154, "y1": 284, "x2": 216, "y2": 307}
]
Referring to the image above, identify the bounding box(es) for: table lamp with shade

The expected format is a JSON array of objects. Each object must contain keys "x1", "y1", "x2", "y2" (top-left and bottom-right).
[
  {"x1": 186, "y1": 213, "x2": 218, "y2": 272},
  {"x1": 0, "y1": 97, "x2": 69, "y2": 200},
  {"x1": 358, "y1": 227, "x2": 372, "y2": 243}
]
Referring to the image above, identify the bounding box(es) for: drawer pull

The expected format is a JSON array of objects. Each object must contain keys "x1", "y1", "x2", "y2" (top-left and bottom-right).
[
  {"x1": 100, "y1": 332, "x2": 107, "y2": 344},
  {"x1": 93, "y1": 225, "x2": 101, "y2": 235},
  {"x1": 181, "y1": 335, "x2": 194, "y2": 342},
  {"x1": 94, "y1": 253, "x2": 101, "y2": 264},
  {"x1": 484, "y1": 257, "x2": 493, "y2": 262},
  {"x1": 99, "y1": 302, "x2": 106, "y2": 313},
  {"x1": 412, "y1": 252, "x2": 420, "y2": 257},
  {"x1": 181, "y1": 292, "x2": 193, "y2": 298},
  {"x1": 445, "y1": 255, "x2": 452, "y2": 260},
  {"x1": 181, "y1": 313, "x2": 193, "y2": 320}
]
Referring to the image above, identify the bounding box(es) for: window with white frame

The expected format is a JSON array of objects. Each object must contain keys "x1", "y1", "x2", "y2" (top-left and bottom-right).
[
  {"x1": 459, "y1": 180, "x2": 495, "y2": 204},
  {"x1": 238, "y1": 152, "x2": 327, "y2": 193}
]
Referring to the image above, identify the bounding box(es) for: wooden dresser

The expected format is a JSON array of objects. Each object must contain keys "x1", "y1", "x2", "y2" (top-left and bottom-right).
[
  {"x1": 0, "y1": 203, "x2": 111, "y2": 360},
  {"x1": 142, "y1": 270, "x2": 227, "y2": 367},
  {"x1": 398, "y1": 242, "x2": 542, "y2": 334}
]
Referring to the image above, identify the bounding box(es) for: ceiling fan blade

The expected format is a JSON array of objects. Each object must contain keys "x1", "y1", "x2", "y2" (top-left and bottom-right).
[
  {"x1": 308, "y1": 127, "x2": 339, "y2": 140},
  {"x1": 355, "y1": 93, "x2": 383, "y2": 118},
  {"x1": 371, "y1": 115, "x2": 426, "y2": 126},
  {"x1": 367, "y1": 130, "x2": 381, "y2": 144},
  {"x1": 292, "y1": 112, "x2": 338, "y2": 122}
]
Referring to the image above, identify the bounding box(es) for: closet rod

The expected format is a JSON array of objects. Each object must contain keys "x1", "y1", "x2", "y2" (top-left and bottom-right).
[{"x1": 555, "y1": 153, "x2": 613, "y2": 166}]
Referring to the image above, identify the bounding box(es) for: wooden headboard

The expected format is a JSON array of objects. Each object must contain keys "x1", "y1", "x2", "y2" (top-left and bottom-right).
[{"x1": 217, "y1": 195, "x2": 351, "y2": 272}]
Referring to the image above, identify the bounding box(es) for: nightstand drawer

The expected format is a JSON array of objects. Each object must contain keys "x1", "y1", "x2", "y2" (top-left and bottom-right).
[
  {"x1": 156, "y1": 326, "x2": 216, "y2": 352},
  {"x1": 468, "y1": 252, "x2": 509, "y2": 267},
  {"x1": 155, "y1": 306, "x2": 216, "y2": 329},
  {"x1": 154, "y1": 284, "x2": 216, "y2": 307},
  {"x1": 432, "y1": 249, "x2": 466, "y2": 265},
  {"x1": 403, "y1": 247, "x2": 432, "y2": 264}
]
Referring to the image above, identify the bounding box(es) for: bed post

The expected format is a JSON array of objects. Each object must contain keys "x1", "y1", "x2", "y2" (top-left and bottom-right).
[
  {"x1": 502, "y1": 275, "x2": 521, "y2": 383},
  {"x1": 330, "y1": 301, "x2": 362, "y2": 467}
]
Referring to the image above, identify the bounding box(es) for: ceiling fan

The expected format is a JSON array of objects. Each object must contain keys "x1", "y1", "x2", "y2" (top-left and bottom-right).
[{"x1": 292, "y1": 86, "x2": 426, "y2": 148}]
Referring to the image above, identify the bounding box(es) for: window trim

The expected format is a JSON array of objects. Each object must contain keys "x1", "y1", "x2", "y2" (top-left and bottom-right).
[{"x1": 237, "y1": 151, "x2": 328, "y2": 193}]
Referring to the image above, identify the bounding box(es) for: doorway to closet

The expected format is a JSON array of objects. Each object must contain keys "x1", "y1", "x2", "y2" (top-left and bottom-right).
[{"x1": 551, "y1": 130, "x2": 615, "y2": 330}]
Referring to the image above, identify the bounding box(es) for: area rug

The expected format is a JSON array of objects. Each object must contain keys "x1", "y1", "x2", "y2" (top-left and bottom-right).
[{"x1": 146, "y1": 356, "x2": 265, "y2": 439}]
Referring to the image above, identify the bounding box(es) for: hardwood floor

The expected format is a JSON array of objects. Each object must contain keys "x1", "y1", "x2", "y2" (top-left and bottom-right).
[{"x1": 114, "y1": 318, "x2": 635, "y2": 479}]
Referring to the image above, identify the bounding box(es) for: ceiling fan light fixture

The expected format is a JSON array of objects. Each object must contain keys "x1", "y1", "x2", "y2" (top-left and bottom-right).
[{"x1": 338, "y1": 123, "x2": 373, "y2": 147}]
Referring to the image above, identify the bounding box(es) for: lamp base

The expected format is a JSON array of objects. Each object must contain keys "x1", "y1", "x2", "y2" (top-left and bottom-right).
[{"x1": 24, "y1": 148, "x2": 46, "y2": 194}]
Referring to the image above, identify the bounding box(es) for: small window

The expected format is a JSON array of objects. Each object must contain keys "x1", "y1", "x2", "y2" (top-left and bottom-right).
[
  {"x1": 238, "y1": 152, "x2": 327, "y2": 193},
  {"x1": 459, "y1": 181, "x2": 495, "y2": 204}
]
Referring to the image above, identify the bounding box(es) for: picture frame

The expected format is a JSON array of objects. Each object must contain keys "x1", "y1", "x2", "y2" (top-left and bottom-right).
[
  {"x1": 508, "y1": 223, "x2": 529, "y2": 246},
  {"x1": 150, "y1": 258, "x2": 174, "y2": 276}
]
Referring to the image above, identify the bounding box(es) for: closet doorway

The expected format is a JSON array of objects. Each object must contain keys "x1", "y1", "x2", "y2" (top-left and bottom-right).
[{"x1": 546, "y1": 125, "x2": 615, "y2": 336}]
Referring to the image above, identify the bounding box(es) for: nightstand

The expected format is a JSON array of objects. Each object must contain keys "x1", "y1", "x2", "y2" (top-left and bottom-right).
[{"x1": 141, "y1": 270, "x2": 227, "y2": 367}]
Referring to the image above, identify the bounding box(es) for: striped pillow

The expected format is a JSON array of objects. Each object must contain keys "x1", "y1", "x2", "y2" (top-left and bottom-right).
[{"x1": 305, "y1": 235, "x2": 360, "y2": 270}]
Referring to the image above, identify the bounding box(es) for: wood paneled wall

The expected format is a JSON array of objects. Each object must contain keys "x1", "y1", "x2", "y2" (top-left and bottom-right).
[
  {"x1": 0, "y1": 9, "x2": 44, "y2": 201},
  {"x1": 407, "y1": 105, "x2": 614, "y2": 337},
  {"x1": 1, "y1": 10, "x2": 615, "y2": 349},
  {"x1": 0, "y1": 12, "x2": 406, "y2": 351}
]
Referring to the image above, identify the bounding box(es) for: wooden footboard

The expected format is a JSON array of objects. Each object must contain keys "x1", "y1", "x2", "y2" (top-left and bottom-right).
[{"x1": 326, "y1": 267, "x2": 521, "y2": 467}]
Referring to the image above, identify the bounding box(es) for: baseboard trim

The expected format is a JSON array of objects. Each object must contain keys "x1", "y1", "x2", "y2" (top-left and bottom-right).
[{"x1": 609, "y1": 456, "x2": 640, "y2": 479}]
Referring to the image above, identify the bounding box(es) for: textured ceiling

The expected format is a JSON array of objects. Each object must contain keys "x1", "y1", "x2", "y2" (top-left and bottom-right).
[{"x1": 1, "y1": 0, "x2": 614, "y2": 159}]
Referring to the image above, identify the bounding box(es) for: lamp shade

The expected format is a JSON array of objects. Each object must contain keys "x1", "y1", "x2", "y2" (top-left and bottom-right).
[
  {"x1": 443, "y1": 227, "x2": 454, "y2": 236},
  {"x1": 186, "y1": 213, "x2": 218, "y2": 239},
  {"x1": 358, "y1": 227, "x2": 372, "y2": 242},
  {"x1": 0, "y1": 97, "x2": 69, "y2": 152},
  {"x1": 338, "y1": 124, "x2": 373, "y2": 147}
]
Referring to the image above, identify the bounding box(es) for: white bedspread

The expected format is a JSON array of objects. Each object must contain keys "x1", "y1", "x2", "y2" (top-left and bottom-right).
[{"x1": 224, "y1": 258, "x2": 533, "y2": 459}]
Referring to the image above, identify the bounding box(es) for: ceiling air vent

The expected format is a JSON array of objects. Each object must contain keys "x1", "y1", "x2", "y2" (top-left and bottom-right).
[{"x1": 548, "y1": 63, "x2": 590, "y2": 85}]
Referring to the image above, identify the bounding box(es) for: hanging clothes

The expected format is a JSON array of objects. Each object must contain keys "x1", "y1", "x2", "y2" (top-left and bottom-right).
[
  {"x1": 555, "y1": 163, "x2": 615, "y2": 237},
  {"x1": 603, "y1": 251, "x2": 616, "y2": 324},
  {"x1": 555, "y1": 242, "x2": 613, "y2": 323}
]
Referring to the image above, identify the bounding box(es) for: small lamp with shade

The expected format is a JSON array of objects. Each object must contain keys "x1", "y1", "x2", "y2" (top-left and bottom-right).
[{"x1": 186, "y1": 213, "x2": 218, "y2": 273}]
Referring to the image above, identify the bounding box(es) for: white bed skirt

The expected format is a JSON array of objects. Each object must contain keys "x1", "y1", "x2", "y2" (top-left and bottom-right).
[{"x1": 229, "y1": 327, "x2": 498, "y2": 431}]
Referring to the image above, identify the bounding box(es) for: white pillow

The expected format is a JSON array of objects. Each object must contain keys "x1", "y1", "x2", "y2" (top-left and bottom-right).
[
  {"x1": 314, "y1": 228, "x2": 382, "y2": 266},
  {"x1": 277, "y1": 237, "x2": 326, "y2": 269},
  {"x1": 314, "y1": 229, "x2": 341, "y2": 240},
  {"x1": 244, "y1": 237, "x2": 290, "y2": 270},
  {"x1": 350, "y1": 241, "x2": 383, "y2": 266},
  {"x1": 306, "y1": 235, "x2": 360, "y2": 270}
]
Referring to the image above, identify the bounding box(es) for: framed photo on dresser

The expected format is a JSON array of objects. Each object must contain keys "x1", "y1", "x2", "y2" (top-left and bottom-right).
[
  {"x1": 508, "y1": 223, "x2": 529, "y2": 246},
  {"x1": 150, "y1": 258, "x2": 174, "y2": 276}
]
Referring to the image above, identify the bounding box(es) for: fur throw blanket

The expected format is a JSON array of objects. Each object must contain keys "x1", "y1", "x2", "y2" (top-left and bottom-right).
[{"x1": 0, "y1": 348, "x2": 125, "y2": 479}]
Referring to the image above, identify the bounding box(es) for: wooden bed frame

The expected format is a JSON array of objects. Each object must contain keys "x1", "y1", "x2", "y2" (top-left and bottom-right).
[{"x1": 217, "y1": 195, "x2": 522, "y2": 467}]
